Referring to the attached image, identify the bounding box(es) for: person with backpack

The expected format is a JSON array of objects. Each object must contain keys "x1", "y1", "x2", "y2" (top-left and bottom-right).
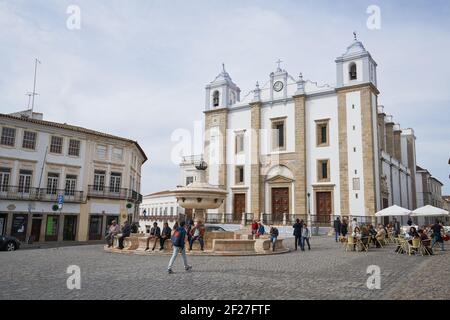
[
  {"x1": 269, "y1": 225, "x2": 279, "y2": 252},
  {"x1": 256, "y1": 222, "x2": 265, "y2": 238},
  {"x1": 167, "y1": 220, "x2": 192, "y2": 274}
]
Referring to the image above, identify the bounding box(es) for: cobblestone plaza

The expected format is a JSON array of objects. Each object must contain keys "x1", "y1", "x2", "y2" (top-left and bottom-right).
[{"x1": 1, "y1": 236, "x2": 448, "y2": 300}]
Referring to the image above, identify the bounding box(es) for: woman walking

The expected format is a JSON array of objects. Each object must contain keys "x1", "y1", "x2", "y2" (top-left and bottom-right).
[{"x1": 300, "y1": 223, "x2": 311, "y2": 251}]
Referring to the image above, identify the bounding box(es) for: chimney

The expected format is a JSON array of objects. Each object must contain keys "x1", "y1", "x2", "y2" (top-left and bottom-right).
[
  {"x1": 393, "y1": 124, "x2": 402, "y2": 161},
  {"x1": 385, "y1": 115, "x2": 395, "y2": 156}
]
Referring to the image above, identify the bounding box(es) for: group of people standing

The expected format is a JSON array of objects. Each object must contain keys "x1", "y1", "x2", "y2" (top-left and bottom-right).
[{"x1": 292, "y1": 219, "x2": 311, "y2": 251}]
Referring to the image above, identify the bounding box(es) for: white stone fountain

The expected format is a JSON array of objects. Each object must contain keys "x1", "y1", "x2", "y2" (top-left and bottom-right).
[{"x1": 171, "y1": 160, "x2": 227, "y2": 223}]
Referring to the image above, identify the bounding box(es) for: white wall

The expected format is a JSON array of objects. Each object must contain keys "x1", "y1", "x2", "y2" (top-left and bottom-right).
[
  {"x1": 305, "y1": 94, "x2": 340, "y2": 215},
  {"x1": 345, "y1": 91, "x2": 366, "y2": 215}
]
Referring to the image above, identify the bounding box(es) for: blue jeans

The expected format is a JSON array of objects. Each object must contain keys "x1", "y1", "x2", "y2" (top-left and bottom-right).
[
  {"x1": 270, "y1": 236, "x2": 277, "y2": 250},
  {"x1": 300, "y1": 237, "x2": 310, "y2": 251},
  {"x1": 432, "y1": 236, "x2": 445, "y2": 251},
  {"x1": 335, "y1": 230, "x2": 340, "y2": 242},
  {"x1": 189, "y1": 236, "x2": 204, "y2": 250},
  {"x1": 168, "y1": 246, "x2": 189, "y2": 270}
]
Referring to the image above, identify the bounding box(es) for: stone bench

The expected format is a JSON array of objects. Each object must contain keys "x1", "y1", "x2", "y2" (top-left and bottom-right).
[
  {"x1": 136, "y1": 236, "x2": 173, "y2": 251},
  {"x1": 254, "y1": 238, "x2": 285, "y2": 253},
  {"x1": 212, "y1": 239, "x2": 256, "y2": 252},
  {"x1": 124, "y1": 236, "x2": 140, "y2": 250}
]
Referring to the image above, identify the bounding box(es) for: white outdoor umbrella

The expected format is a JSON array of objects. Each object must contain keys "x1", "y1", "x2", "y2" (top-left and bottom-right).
[
  {"x1": 410, "y1": 205, "x2": 449, "y2": 217},
  {"x1": 375, "y1": 205, "x2": 412, "y2": 217}
]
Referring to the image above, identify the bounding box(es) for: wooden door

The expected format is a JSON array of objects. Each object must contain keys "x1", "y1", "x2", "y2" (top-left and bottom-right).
[
  {"x1": 30, "y1": 219, "x2": 42, "y2": 242},
  {"x1": 316, "y1": 192, "x2": 332, "y2": 224},
  {"x1": 63, "y1": 216, "x2": 77, "y2": 241},
  {"x1": 89, "y1": 215, "x2": 103, "y2": 240},
  {"x1": 233, "y1": 193, "x2": 246, "y2": 222},
  {"x1": 272, "y1": 188, "x2": 289, "y2": 223}
]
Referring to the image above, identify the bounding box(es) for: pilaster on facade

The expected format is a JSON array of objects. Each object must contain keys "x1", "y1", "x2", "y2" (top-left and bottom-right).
[
  {"x1": 293, "y1": 94, "x2": 307, "y2": 215},
  {"x1": 204, "y1": 107, "x2": 228, "y2": 214},
  {"x1": 249, "y1": 101, "x2": 261, "y2": 219}
]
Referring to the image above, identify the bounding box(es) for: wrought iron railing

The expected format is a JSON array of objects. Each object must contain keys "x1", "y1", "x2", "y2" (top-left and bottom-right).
[
  {"x1": 0, "y1": 186, "x2": 84, "y2": 202},
  {"x1": 88, "y1": 185, "x2": 142, "y2": 203}
]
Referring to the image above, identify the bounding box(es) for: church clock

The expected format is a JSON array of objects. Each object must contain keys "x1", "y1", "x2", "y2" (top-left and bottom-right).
[{"x1": 273, "y1": 81, "x2": 284, "y2": 92}]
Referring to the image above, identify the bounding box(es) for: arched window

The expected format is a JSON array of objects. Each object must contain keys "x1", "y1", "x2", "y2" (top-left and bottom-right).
[
  {"x1": 349, "y1": 63, "x2": 357, "y2": 80},
  {"x1": 213, "y1": 90, "x2": 220, "y2": 107}
]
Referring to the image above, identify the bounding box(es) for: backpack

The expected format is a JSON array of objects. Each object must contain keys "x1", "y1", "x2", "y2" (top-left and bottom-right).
[{"x1": 171, "y1": 228, "x2": 183, "y2": 247}]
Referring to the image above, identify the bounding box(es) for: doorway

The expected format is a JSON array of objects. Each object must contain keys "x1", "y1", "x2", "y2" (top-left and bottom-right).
[
  {"x1": 271, "y1": 188, "x2": 289, "y2": 223},
  {"x1": 0, "y1": 214, "x2": 6, "y2": 236},
  {"x1": 316, "y1": 192, "x2": 332, "y2": 224},
  {"x1": 45, "y1": 215, "x2": 59, "y2": 241},
  {"x1": 30, "y1": 219, "x2": 42, "y2": 242},
  {"x1": 89, "y1": 215, "x2": 103, "y2": 240},
  {"x1": 63, "y1": 216, "x2": 77, "y2": 241},
  {"x1": 11, "y1": 214, "x2": 28, "y2": 241},
  {"x1": 233, "y1": 193, "x2": 246, "y2": 222}
]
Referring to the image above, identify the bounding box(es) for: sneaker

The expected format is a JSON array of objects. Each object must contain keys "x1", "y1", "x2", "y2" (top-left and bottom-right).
[
  {"x1": 185, "y1": 265, "x2": 192, "y2": 271},
  {"x1": 167, "y1": 269, "x2": 173, "y2": 274},
  {"x1": 159, "y1": 248, "x2": 163, "y2": 251}
]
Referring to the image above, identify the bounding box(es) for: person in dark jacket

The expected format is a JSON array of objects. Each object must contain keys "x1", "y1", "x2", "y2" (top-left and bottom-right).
[
  {"x1": 407, "y1": 218, "x2": 413, "y2": 226},
  {"x1": 333, "y1": 217, "x2": 342, "y2": 242},
  {"x1": 269, "y1": 225, "x2": 279, "y2": 252},
  {"x1": 392, "y1": 218, "x2": 401, "y2": 237},
  {"x1": 341, "y1": 218, "x2": 348, "y2": 237},
  {"x1": 149, "y1": 222, "x2": 161, "y2": 251},
  {"x1": 159, "y1": 222, "x2": 172, "y2": 251},
  {"x1": 118, "y1": 220, "x2": 131, "y2": 249},
  {"x1": 431, "y1": 220, "x2": 445, "y2": 251},
  {"x1": 292, "y1": 219, "x2": 304, "y2": 250},
  {"x1": 167, "y1": 220, "x2": 192, "y2": 274}
]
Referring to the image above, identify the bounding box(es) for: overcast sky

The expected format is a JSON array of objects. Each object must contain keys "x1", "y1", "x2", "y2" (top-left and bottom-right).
[{"x1": 1, "y1": 0, "x2": 449, "y2": 195}]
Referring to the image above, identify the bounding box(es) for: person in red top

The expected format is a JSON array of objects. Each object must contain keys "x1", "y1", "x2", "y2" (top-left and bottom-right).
[{"x1": 251, "y1": 220, "x2": 258, "y2": 236}]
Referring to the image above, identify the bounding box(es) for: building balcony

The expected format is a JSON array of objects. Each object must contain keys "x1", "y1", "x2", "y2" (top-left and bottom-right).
[
  {"x1": 0, "y1": 186, "x2": 84, "y2": 203},
  {"x1": 87, "y1": 185, "x2": 143, "y2": 203}
]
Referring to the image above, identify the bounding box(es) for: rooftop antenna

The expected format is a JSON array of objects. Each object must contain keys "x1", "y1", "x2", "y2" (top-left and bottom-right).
[
  {"x1": 25, "y1": 92, "x2": 33, "y2": 109},
  {"x1": 30, "y1": 58, "x2": 41, "y2": 113},
  {"x1": 353, "y1": 31, "x2": 358, "y2": 41}
]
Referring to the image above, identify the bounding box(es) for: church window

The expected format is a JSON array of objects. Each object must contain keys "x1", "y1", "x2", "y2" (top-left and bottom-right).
[
  {"x1": 271, "y1": 117, "x2": 286, "y2": 151},
  {"x1": 235, "y1": 131, "x2": 245, "y2": 154},
  {"x1": 315, "y1": 119, "x2": 330, "y2": 147},
  {"x1": 349, "y1": 63, "x2": 357, "y2": 80},
  {"x1": 235, "y1": 166, "x2": 244, "y2": 184},
  {"x1": 317, "y1": 159, "x2": 330, "y2": 182},
  {"x1": 213, "y1": 91, "x2": 220, "y2": 107}
]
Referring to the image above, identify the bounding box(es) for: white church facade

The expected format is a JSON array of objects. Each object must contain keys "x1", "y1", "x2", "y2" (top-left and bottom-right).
[{"x1": 178, "y1": 36, "x2": 432, "y2": 225}]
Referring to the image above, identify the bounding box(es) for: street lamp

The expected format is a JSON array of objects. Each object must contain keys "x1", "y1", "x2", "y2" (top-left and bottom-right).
[{"x1": 307, "y1": 192, "x2": 311, "y2": 228}]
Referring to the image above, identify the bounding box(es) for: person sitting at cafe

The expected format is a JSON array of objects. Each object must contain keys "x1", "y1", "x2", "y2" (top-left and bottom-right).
[
  {"x1": 352, "y1": 226, "x2": 361, "y2": 251},
  {"x1": 408, "y1": 226, "x2": 419, "y2": 239},
  {"x1": 375, "y1": 224, "x2": 386, "y2": 248},
  {"x1": 149, "y1": 222, "x2": 161, "y2": 251},
  {"x1": 418, "y1": 229, "x2": 433, "y2": 255},
  {"x1": 360, "y1": 226, "x2": 370, "y2": 248},
  {"x1": 368, "y1": 224, "x2": 377, "y2": 246}
]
